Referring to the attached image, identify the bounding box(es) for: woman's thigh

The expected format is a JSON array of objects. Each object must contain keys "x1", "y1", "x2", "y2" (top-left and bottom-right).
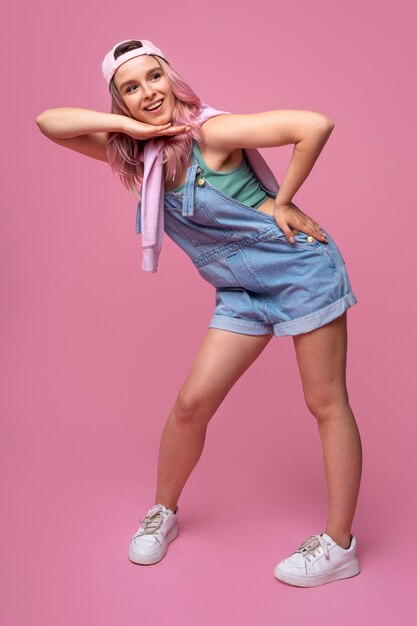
[
  {"x1": 175, "y1": 328, "x2": 273, "y2": 418},
  {"x1": 292, "y1": 313, "x2": 350, "y2": 416}
]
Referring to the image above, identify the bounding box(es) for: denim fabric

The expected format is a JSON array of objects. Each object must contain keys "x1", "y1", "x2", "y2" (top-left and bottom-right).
[{"x1": 161, "y1": 151, "x2": 357, "y2": 337}]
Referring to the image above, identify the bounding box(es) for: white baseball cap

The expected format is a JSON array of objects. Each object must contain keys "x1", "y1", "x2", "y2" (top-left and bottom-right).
[{"x1": 102, "y1": 39, "x2": 168, "y2": 86}]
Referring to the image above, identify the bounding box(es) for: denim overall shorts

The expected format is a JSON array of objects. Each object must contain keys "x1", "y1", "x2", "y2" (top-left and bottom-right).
[{"x1": 159, "y1": 150, "x2": 357, "y2": 337}]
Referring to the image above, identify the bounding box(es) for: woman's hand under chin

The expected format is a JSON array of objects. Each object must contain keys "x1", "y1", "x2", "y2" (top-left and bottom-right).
[
  {"x1": 121, "y1": 117, "x2": 191, "y2": 140},
  {"x1": 273, "y1": 201, "x2": 328, "y2": 244}
]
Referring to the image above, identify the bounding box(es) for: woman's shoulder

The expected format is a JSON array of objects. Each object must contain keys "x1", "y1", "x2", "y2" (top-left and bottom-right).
[
  {"x1": 196, "y1": 120, "x2": 243, "y2": 173},
  {"x1": 198, "y1": 111, "x2": 260, "y2": 157},
  {"x1": 199, "y1": 114, "x2": 230, "y2": 145}
]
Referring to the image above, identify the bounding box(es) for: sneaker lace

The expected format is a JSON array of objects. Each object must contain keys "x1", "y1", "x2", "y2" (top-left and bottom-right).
[
  {"x1": 296, "y1": 534, "x2": 330, "y2": 562},
  {"x1": 138, "y1": 505, "x2": 166, "y2": 535}
]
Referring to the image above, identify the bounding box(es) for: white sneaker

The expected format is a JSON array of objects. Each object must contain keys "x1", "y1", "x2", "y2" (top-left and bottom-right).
[
  {"x1": 128, "y1": 503, "x2": 179, "y2": 565},
  {"x1": 274, "y1": 532, "x2": 360, "y2": 587}
]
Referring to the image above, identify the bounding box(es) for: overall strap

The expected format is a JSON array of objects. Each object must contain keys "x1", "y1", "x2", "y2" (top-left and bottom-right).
[{"x1": 181, "y1": 147, "x2": 203, "y2": 217}]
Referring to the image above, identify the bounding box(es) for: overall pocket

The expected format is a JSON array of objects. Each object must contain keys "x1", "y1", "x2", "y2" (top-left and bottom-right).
[{"x1": 173, "y1": 201, "x2": 234, "y2": 247}]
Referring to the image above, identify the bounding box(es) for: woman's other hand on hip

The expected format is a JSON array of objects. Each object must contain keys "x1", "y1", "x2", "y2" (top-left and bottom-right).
[{"x1": 273, "y1": 202, "x2": 328, "y2": 244}]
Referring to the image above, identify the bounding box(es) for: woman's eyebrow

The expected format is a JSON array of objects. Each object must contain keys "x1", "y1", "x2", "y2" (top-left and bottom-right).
[{"x1": 119, "y1": 67, "x2": 162, "y2": 90}]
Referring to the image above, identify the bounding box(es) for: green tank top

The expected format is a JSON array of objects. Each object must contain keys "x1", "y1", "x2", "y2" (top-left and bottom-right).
[{"x1": 171, "y1": 141, "x2": 269, "y2": 209}]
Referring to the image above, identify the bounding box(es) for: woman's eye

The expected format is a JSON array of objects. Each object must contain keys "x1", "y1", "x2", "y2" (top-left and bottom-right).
[{"x1": 126, "y1": 73, "x2": 160, "y2": 93}]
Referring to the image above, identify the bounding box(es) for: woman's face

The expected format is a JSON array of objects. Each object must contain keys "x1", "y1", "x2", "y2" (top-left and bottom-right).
[{"x1": 113, "y1": 55, "x2": 175, "y2": 125}]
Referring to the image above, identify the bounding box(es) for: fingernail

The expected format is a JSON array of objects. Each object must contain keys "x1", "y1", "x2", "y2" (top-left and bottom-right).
[{"x1": 289, "y1": 237, "x2": 295, "y2": 244}]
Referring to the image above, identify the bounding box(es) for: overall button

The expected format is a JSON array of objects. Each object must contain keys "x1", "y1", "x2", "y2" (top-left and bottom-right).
[
  {"x1": 292, "y1": 229, "x2": 299, "y2": 236},
  {"x1": 197, "y1": 178, "x2": 206, "y2": 187},
  {"x1": 306, "y1": 236, "x2": 314, "y2": 243}
]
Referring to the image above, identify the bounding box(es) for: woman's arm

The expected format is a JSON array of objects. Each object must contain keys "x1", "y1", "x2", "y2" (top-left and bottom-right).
[
  {"x1": 202, "y1": 110, "x2": 335, "y2": 243},
  {"x1": 35, "y1": 108, "x2": 191, "y2": 162},
  {"x1": 35, "y1": 108, "x2": 130, "y2": 162},
  {"x1": 200, "y1": 109, "x2": 334, "y2": 150},
  {"x1": 201, "y1": 110, "x2": 334, "y2": 201}
]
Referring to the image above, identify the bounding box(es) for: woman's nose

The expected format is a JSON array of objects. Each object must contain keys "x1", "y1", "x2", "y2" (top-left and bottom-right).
[{"x1": 142, "y1": 82, "x2": 156, "y2": 98}]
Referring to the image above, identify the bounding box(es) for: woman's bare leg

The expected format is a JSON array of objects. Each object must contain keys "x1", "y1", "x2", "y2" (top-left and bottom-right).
[
  {"x1": 155, "y1": 328, "x2": 273, "y2": 511},
  {"x1": 292, "y1": 312, "x2": 362, "y2": 548}
]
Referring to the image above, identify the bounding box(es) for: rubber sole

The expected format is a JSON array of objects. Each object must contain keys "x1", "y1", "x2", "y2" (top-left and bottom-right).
[
  {"x1": 128, "y1": 523, "x2": 179, "y2": 565},
  {"x1": 274, "y1": 558, "x2": 361, "y2": 587}
]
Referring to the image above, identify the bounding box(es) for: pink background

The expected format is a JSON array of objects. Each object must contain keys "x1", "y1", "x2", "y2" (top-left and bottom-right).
[{"x1": 2, "y1": 0, "x2": 416, "y2": 624}]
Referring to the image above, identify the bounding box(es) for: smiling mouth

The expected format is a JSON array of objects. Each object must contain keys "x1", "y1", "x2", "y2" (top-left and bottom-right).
[{"x1": 144, "y1": 99, "x2": 164, "y2": 112}]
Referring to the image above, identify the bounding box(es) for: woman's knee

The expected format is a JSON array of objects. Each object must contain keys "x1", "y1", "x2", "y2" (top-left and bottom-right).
[
  {"x1": 304, "y1": 388, "x2": 350, "y2": 421},
  {"x1": 171, "y1": 387, "x2": 216, "y2": 427}
]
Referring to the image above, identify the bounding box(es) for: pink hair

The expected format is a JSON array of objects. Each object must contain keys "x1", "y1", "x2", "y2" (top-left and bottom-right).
[{"x1": 106, "y1": 56, "x2": 203, "y2": 199}]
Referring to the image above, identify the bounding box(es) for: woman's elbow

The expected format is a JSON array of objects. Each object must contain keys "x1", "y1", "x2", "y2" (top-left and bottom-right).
[
  {"x1": 311, "y1": 116, "x2": 335, "y2": 141},
  {"x1": 35, "y1": 110, "x2": 63, "y2": 138},
  {"x1": 35, "y1": 110, "x2": 50, "y2": 133},
  {"x1": 313, "y1": 113, "x2": 335, "y2": 131}
]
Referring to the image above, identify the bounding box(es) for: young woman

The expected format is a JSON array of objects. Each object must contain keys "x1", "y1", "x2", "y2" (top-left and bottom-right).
[{"x1": 36, "y1": 39, "x2": 363, "y2": 587}]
